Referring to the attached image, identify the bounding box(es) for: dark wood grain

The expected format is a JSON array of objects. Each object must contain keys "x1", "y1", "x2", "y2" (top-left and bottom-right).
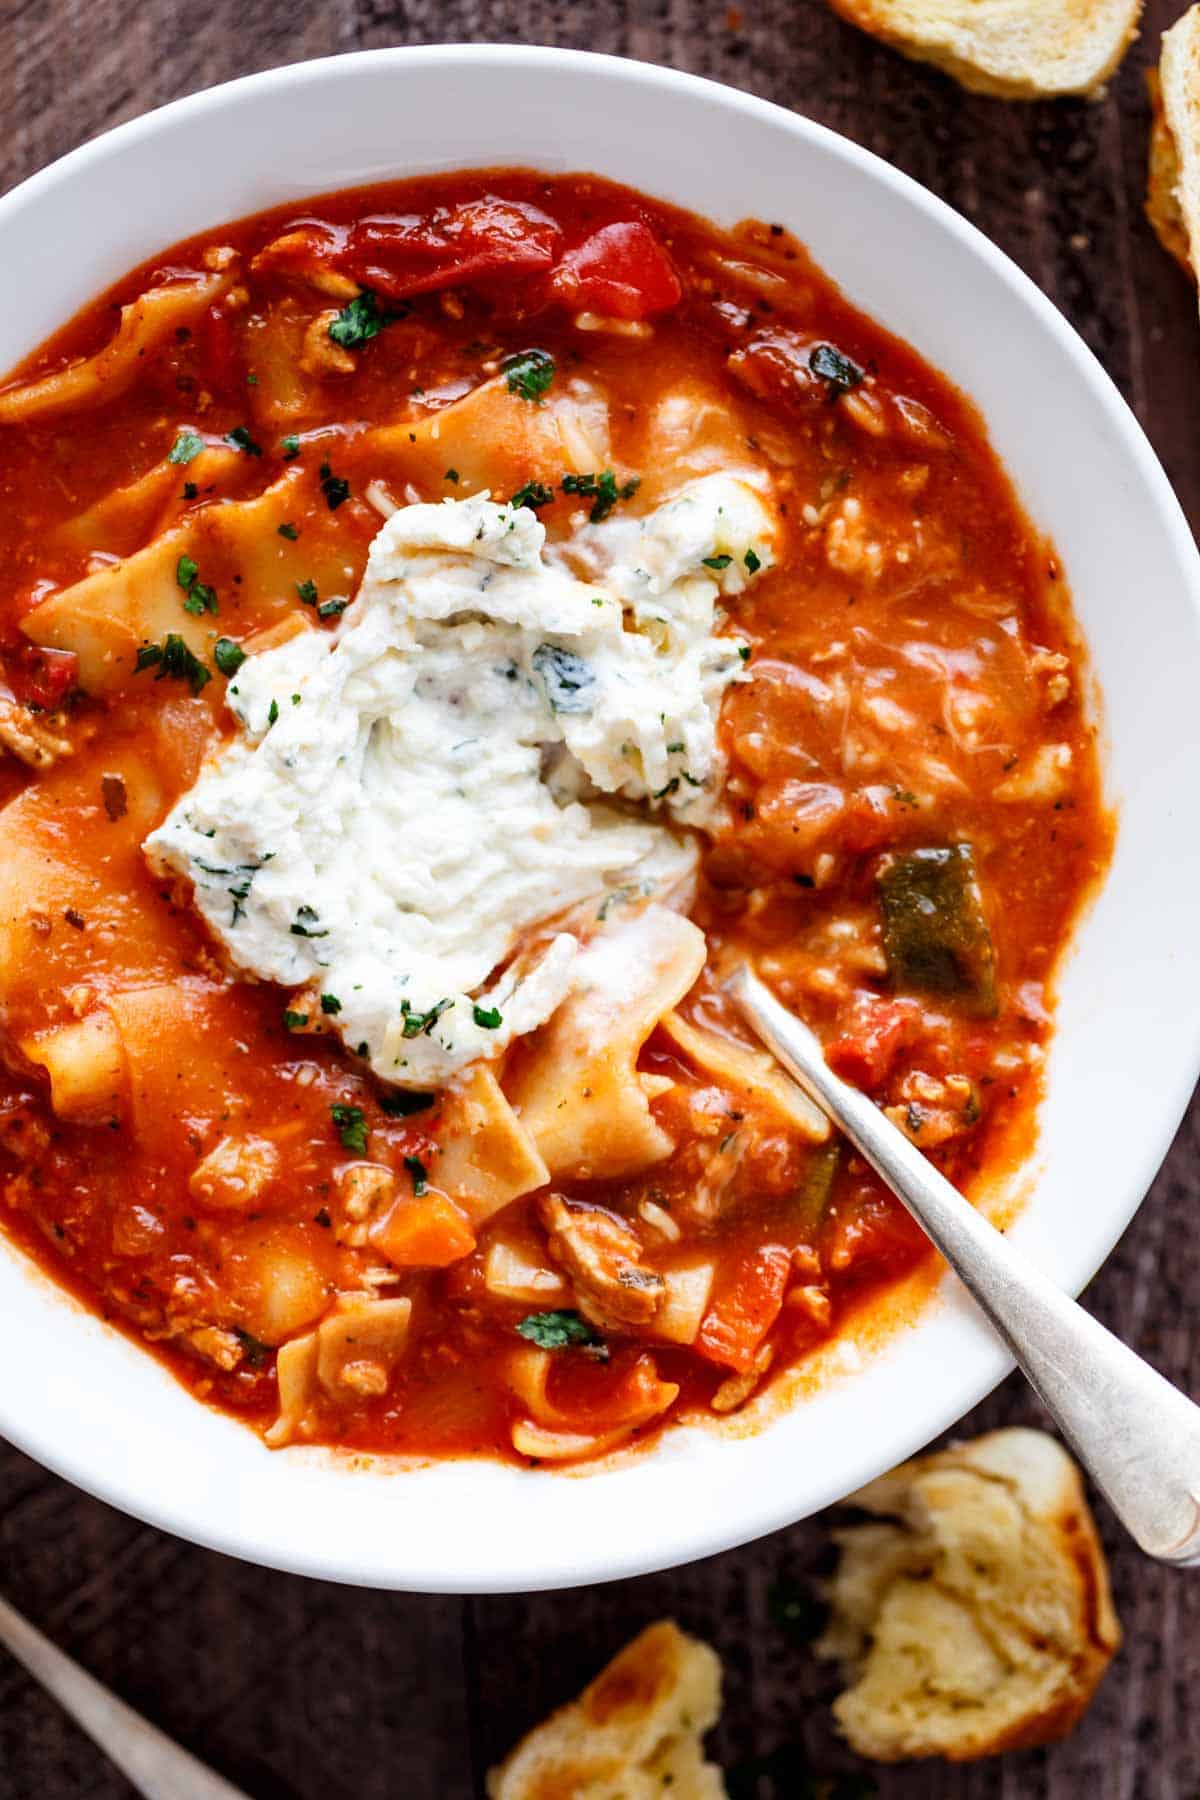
[{"x1": 2, "y1": 5, "x2": 1199, "y2": 1796}]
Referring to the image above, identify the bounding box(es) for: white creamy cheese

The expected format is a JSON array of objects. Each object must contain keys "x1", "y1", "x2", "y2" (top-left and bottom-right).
[{"x1": 145, "y1": 478, "x2": 776, "y2": 1086}]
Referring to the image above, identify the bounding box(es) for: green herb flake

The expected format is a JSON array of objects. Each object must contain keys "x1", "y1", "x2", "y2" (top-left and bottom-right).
[
  {"x1": 399, "y1": 997, "x2": 454, "y2": 1039},
  {"x1": 379, "y1": 1089, "x2": 436, "y2": 1117},
  {"x1": 320, "y1": 993, "x2": 342, "y2": 1015},
  {"x1": 444, "y1": 467, "x2": 460, "y2": 484},
  {"x1": 744, "y1": 547, "x2": 762, "y2": 573},
  {"x1": 296, "y1": 579, "x2": 319, "y2": 607},
  {"x1": 234, "y1": 1328, "x2": 269, "y2": 1370},
  {"x1": 182, "y1": 481, "x2": 199, "y2": 500},
  {"x1": 472, "y1": 1003, "x2": 502, "y2": 1029},
  {"x1": 288, "y1": 903, "x2": 329, "y2": 939},
  {"x1": 738, "y1": 645, "x2": 752, "y2": 663},
  {"x1": 134, "y1": 634, "x2": 211, "y2": 695},
  {"x1": 560, "y1": 469, "x2": 640, "y2": 524},
  {"x1": 280, "y1": 434, "x2": 301, "y2": 460},
  {"x1": 404, "y1": 1154, "x2": 428, "y2": 1196},
  {"x1": 328, "y1": 289, "x2": 392, "y2": 350},
  {"x1": 502, "y1": 348, "x2": 555, "y2": 403},
  {"x1": 176, "y1": 553, "x2": 217, "y2": 616},
  {"x1": 509, "y1": 479, "x2": 555, "y2": 511},
  {"x1": 515, "y1": 1310, "x2": 602, "y2": 1351},
  {"x1": 532, "y1": 642, "x2": 596, "y2": 714},
  {"x1": 168, "y1": 429, "x2": 204, "y2": 466},
  {"x1": 810, "y1": 342, "x2": 865, "y2": 397},
  {"x1": 277, "y1": 521, "x2": 300, "y2": 540},
  {"x1": 226, "y1": 425, "x2": 263, "y2": 457},
  {"x1": 283, "y1": 1009, "x2": 309, "y2": 1031},
  {"x1": 330, "y1": 1102, "x2": 368, "y2": 1155},
  {"x1": 319, "y1": 462, "x2": 351, "y2": 510},
  {"x1": 267, "y1": 698, "x2": 279, "y2": 726},
  {"x1": 214, "y1": 637, "x2": 246, "y2": 677},
  {"x1": 317, "y1": 598, "x2": 347, "y2": 619},
  {"x1": 702, "y1": 553, "x2": 733, "y2": 570}
]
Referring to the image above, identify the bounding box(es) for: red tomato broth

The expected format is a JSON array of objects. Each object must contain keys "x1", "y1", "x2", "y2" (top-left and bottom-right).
[{"x1": 0, "y1": 169, "x2": 1111, "y2": 1465}]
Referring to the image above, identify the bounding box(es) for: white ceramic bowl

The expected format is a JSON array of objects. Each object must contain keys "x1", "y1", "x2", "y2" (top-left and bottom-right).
[{"x1": 2, "y1": 46, "x2": 1198, "y2": 1593}]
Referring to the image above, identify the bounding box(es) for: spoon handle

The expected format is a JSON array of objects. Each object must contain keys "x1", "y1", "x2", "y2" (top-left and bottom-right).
[
  {"x1": 0, "y1": 1593, "x2": 251, "y2": 1800},
  {"x1": 727, "y1": 964, "x2": 1200, "y2": 1566}
]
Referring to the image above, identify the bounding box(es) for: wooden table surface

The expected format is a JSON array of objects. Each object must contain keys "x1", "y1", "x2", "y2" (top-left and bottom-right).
[{"x1": 2, "y1": 4, "x2": 1199, "y2": 1796}]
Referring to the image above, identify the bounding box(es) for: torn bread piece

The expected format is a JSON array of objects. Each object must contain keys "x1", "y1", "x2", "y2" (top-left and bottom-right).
[
  {"x1": 487, "y1": 1619, "x2": 726, "y2": 1799},
  {"x1": 824, "y1": 0, "x2": 1141, "y2": 98},
  {"x1": 1147, "y1": 11, "x2": 1200, "y2": 284},
  {"x1": 816, "y1": 1428, "x2": 1120, "y2": 1762}
]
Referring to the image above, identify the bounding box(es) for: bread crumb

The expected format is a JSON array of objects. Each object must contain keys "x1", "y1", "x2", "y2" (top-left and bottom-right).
[{"x1": 816, "y1": 1427, "x2": 1120, "y2": 1762}]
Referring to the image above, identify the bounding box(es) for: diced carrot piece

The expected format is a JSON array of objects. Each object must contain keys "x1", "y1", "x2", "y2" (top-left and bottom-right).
[
  {"x1": 372, "y1": 1192, "x2": 476, "y2": 1269},
  {"x1": 695, "y1": 1244, "x2": 791, "y2": 1372}
]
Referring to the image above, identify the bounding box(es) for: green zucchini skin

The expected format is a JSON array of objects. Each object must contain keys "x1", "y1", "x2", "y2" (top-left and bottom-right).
[{"x1": 877, "y1": 844, "x2": 998, "y2": 1017}]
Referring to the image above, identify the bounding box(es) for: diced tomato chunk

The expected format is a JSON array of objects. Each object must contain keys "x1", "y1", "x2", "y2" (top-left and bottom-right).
[
  {"x1": 6, "y1": 644, "x2": 78, "y2": 710},
  {"x1": 826, "y1": 998, "x2": 912, "y2": 1089},
  {"x1": 696, "y1": 1243, "x2": 791, "y2": 1372},
  {"x1": 343, "y1": 198, "x2": 561, "y2": 300},
  {"x1": 552, "y1": 221, "x2": 682, "y2": 320}
]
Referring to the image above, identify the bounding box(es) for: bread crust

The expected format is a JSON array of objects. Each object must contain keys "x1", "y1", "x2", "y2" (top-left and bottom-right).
[
  {"x1": 817, "y1": 1428, "x2": 1120, "y2": 1763},
  {"x1": 825, "y1": 0, "x2": 1141, "y2": 99},
  {"x1": 1148, "y1": 8, "x2": 1200, "y2": 292},
  {"x1": 486, "y1": 1619, "x2": 726, "y2": 1799}
]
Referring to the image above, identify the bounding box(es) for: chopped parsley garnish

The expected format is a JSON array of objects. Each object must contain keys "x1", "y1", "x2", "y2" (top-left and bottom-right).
[
  {"x1": 809, "y1": 342, "x2": 865, "y2": 396},
  {"x1": 502, "y1": 347, "x2": 555, "y2": 403},
  {"x1": 213, "y1": 637, "x2": 245, "y2": 677},
  {"x1": 280, "y1": 434, "x2": 301, "y2": 460},
  {"x1": 226, "y1": 425, "x2": 263, "y2": 457},
  {"x1": 176, "y1": 553, "x2": 217, "y2": 616},
  {"x1": 296, "y1": 579, "x2": 319, "y2": 606},
  {"x1": 320, "y1": 993, "x2": 342, "y2": 1015},
  {"x1": 234, "y1": 1328, "x2": 269, "y2": 1369},
  {"x1": 317, "y1": 597, "x2": 347, "y2": 619},
  {"x1": 290, "y1": 903, "x2": 327, "y2": 938},
  {"x1": 515, "y1": 1310, "x2": 602, "y2": 1351},
  {"x1": 134, "y1": 635, "x2": 211, "y2": 695},
  {"x1": 168, "y1": 428, "x2": 204, "y2": 465},
  {"x1": 182, "y1": 481, "x2": 199, "y2": 500},
  {"x1": 532, "y1": 643, "x2": 596, "y2": 715},
  {"x1": 319, "y1": 462, "x2": 351, "y2": 509},
  {"x1": 277, "y1": 521, "x2": 300, "y2": 540},
  {"x1": 283, "y1": 1009, "x2": 309, "y2": 1031},
  {"x1": 379, "y1": 1089, "x2": 436, "y2": 1117},
  {"x1": 472, "y1": 1003, "x2": 502, "y2": 1029},
  {"x1": 702, "y1": 553, "x2": 733, "y2": 571},
  {"x1": 444, "y1": 468, "x2": 460, "y2": 484},
  {"x1": 744, "y1": 547, "x2": 762, "y2": 573},
  {"x1": 399, "y1": 997, "x2": 454, "y2": 1038},
  {"x1": 267, "y1": 698, "x2": 279, "y2": 726},
  {"x1": 509, "y1": 479, "x2": 555, "y2": 511},
  {"x1": 560, "y1": 469, "x2": 640, "y2": 524},
  {"x1": 403, "y1": 1154, "x2": 428, "y2": 1196},
  {"x1": 328, "y1": 289, "x2": 393, "y2": 350},
  {"x1": 330, "y1": 1103, "x2": 368, "y2": 1154},
  {"x1": 738, "y1": 645, "x2": 752, "y2": 662}
]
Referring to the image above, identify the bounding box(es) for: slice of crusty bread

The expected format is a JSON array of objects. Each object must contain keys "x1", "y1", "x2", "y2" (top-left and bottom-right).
[
  {"x1": 1147, "y1": 10, "x2": 1200, "y2": 282},
  {"x1": 487, "y1": 1619, "x2": 727, "y2": 1799},
  {"x1": 816, "y1": 1427, "x2": 1121, "y2": 1762},
  {"x1": 825, "y1": 0, "x2": 1141, "y2": 98}
]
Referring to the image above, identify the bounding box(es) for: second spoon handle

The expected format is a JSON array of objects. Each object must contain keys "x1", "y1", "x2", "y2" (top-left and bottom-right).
[{"x1": 728, "y1": 964, "x2": 1200, "y2": 1566}]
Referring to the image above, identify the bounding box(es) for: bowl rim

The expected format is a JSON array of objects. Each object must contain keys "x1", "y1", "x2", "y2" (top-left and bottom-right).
[{"x1": 2, "y1": 42, "x2": 1199, "y2": 1593}]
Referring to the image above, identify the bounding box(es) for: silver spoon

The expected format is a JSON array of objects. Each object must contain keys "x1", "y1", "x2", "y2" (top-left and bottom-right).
[
  {"x1": 0, "y1": 1592, "x2": 250, "y2": 1800},
  {"x1": 727, "y1": 962, "x2": 1200, "y2": 1566}
]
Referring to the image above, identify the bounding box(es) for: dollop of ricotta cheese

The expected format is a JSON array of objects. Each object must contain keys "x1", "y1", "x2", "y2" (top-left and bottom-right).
[{"x1": 145, "y1": 478, "x2": 775, "y2": 1086}]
